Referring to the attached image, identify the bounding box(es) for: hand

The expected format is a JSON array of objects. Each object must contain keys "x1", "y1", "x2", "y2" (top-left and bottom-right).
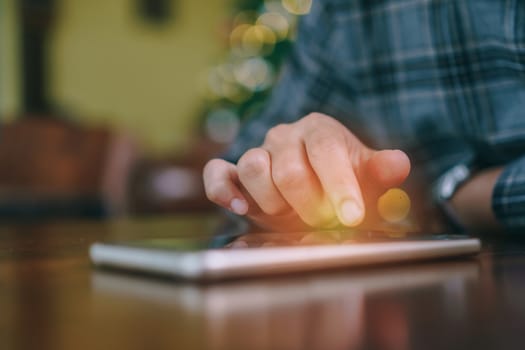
[{"x1": 203, "y1": 113, "x2": 411, "y2": 232}]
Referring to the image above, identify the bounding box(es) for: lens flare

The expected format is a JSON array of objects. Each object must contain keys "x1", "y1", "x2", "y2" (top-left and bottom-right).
[{"x1": 377, "y1": 188, "x2": 411, "y2": 223}]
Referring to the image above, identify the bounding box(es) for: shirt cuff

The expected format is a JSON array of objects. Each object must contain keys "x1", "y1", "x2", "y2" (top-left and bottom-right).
[{"x1": 492, "y1": 155, "x2": 525, "y2": 232}]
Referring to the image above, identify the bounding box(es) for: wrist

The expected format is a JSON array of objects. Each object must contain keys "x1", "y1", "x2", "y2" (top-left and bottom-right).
[
  {"x1": 432, "y1": 163, "x2": 474, "y2": 231},
  {"x1": 449, "y1": 167, "x2": 503, "y2": 231}
]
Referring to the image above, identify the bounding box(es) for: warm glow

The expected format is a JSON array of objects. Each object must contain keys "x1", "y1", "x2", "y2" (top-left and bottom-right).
[
  {"x1": 377, "y1": 188, "x2": 411, "y2": 223},
  {"x1": 207, "y1": 64, "x2": 252, "y2": 102},
  {"x1": 257, "y1": 12, "x2": 289, "y2": 40},
  {"x1": 242, "y1": 24, "x2": 277, "y2": 55},
  {"x1": 281, "y1": 0, "x2": 312, "y2": 15},
  {"x1": 230, "y1": 23, "x2": 277, "y2": 56},
  {"x1": 230, "y1": 24, "x2": 251, "y2": 51}
]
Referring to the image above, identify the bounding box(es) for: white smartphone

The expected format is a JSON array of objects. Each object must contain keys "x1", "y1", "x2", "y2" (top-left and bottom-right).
[{"x1": 89, "y1": 226, "x2": 480, "y2": 281}]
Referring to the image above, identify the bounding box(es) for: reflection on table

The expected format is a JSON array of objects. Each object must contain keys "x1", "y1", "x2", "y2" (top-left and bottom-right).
[
  {"x1": 93, "y1": 260, "x2": 479, "y2": 350},
  {"x1": 2, "y1": 216, "x2": 525, "y2": 350}
]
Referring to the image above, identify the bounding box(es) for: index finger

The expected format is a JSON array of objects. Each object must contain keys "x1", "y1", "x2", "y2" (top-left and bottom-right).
[{"x1": 303, "y1": 129, "x2": 366, "y2": 226}]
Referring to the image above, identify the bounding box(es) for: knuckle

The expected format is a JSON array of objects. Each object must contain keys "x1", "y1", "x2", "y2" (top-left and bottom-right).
[
  {"x1": 204, "y1": 182, "x2": 227, "y2": 204},
  {"x1": 264, "y1": 124, "x2": 290, "y2": 145},
  {"x1": 301, "y1": 112, "x2": 332, "y2": 127},
  {"x1": 301, "y1": 113, "x2": 347, "y2": 139},
  {"x1": 308, "y1": 132, "x2": 344, "y2": 160},
  {"x1": 237, "y1": 148, "x2": 269, "y2": 180},
  {"x1": 203, "y1": 158, "x2": 223, "y2": 178}
]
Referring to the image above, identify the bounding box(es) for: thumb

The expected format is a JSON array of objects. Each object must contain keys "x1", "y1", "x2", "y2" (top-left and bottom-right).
[{"x1": 365, "y1": 149, "x2": 411, "y2": 189}]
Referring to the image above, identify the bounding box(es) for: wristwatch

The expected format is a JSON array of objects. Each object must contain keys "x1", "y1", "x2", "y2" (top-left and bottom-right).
[{"x1": 432, "y1": 163, "x2": 474, "y2": 231}]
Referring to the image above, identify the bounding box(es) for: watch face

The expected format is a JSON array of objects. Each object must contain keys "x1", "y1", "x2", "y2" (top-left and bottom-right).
[{"x1": 433, "y1": 164, "x2": 471, "y2": 201}]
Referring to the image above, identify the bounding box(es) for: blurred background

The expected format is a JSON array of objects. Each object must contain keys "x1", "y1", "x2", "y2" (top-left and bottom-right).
[{"x1": 0, "y1": 0, "x2": 311, "y2": 221}]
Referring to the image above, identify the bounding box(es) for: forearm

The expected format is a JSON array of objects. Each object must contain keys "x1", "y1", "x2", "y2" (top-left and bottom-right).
[{"x1": 449, "y1": 167, "x2": 503, "y2": 231}]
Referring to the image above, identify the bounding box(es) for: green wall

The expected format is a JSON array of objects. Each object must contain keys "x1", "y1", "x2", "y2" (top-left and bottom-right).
[
  {"x1": 0, "y1": 0, "x2": 226, "y2": 155},
  {"x1": 0, "y1": 0, "x2": 21, "y2": 120}
]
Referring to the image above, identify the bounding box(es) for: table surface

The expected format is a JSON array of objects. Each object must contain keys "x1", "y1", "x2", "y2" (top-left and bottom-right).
[{"x1": 1, "y1": 215, "x2": 525, "y2": 350}]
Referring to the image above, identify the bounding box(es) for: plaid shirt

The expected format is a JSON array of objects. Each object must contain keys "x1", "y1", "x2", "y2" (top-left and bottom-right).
[{"x1": 225, "y1": 0, "x2": 525, "y2": 232}]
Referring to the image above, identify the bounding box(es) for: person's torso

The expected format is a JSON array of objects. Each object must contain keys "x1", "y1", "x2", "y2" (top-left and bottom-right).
[{"x1": 314, "y1": 0, "x2": 525, "y2": 177}]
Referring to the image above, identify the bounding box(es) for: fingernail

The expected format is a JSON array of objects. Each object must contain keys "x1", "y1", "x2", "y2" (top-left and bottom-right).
[
  {"x1": 339, "y1": 200, "x2": 364, "y2": 226},
  {"x1": 230, "y1": 198, "x2": 248, "y2": 215}
]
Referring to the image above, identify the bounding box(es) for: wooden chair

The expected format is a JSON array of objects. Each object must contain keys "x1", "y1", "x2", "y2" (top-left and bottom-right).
[{"x1": 0, "y1": 117, "x2": 137, "y2": 220}]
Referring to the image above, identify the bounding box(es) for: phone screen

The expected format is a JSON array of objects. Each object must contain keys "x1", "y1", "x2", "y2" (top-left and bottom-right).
[{"x1": 120, "y1": 229, "x2": 470, "y2": 252}]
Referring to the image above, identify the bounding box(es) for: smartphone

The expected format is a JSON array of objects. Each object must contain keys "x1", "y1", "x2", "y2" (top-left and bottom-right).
[{"x1": 89, "y1": 227, "x2": 480, "y2": 281}]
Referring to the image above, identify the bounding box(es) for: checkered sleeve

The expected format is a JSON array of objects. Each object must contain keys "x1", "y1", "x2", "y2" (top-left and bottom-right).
[
  {"x1": 492, "y1": 155, "x2": 525, "y2": 232},
  {"x1": 222, "y1": 2, "x2": 330, "y2": 163}
]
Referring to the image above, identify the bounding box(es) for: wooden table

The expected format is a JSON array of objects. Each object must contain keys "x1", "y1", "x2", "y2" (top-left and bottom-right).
[{"x1": 1, "y1": 215, "x2": 524, "y2": 350}]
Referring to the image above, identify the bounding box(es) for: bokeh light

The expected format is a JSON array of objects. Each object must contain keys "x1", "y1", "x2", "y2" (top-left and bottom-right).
[
  {"x1": 206, "y1": 64, "x2": 233, "y2": 97},
  {"x1": 256, "y1": 12, "x2": 289, "y2": 40},
  {"x1": 281, "y1": 0, "x2": 313, "y2": 15},
  {"x1": 206, "y1": 64, "x2": 252, "y2": 102},
  {"x1": 204, "y1": 0, "x2": 303, "y2": 138},
  {"x1": 233, "y1": 10, "x2": 259, "y2": 27},
  {"x1": 205, "y1": 108, "x2": 240, "y2": 143},
  {"x1": 234, "y1": 57, "x2": 274, "y2": 91},
  {"x1": 230, "y1": 23, "x2": 276, "y2": 57},
  {"x1": 230, "y1": 24, "x2": 252, "y2": 52},
  {"x1": 243, "y1": 24, "x2": 277, "y2": 56},
  {"x1": 377, "y1": 188, "x2": 411, "y2": 223}
]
